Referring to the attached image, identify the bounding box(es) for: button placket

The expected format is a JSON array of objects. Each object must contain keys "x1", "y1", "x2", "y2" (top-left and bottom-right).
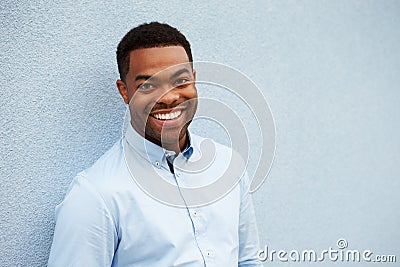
[{"x1": 191, "y1": 209, "x2": 207, "y2": 238}]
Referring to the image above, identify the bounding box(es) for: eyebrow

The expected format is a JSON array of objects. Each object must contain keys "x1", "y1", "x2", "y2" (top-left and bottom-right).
[
  {"x1": 170, "y1": 68, "x2": 191, "y2": 79},
  {"x1": 135, "y1": 75, "x2": 153, "y2": 82},
  {"x1": 134, "y1": 68, "x2": 191, "y2": 82}
]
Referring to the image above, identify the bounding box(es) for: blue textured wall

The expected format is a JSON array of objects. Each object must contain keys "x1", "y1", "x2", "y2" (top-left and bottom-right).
[{"x1": 1, "y1": 1, "x2": 399, "y2": 266}]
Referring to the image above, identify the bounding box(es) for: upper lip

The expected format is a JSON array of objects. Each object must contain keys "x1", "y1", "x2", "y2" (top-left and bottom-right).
[{"x1": 150, "y1": 107, "x2": 185, "y2": 116}]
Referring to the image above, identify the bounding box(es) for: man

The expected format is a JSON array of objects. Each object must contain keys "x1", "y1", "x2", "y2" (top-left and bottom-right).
[{"x1": 48, "y1": 22, "x2": 262, "y2": 266}]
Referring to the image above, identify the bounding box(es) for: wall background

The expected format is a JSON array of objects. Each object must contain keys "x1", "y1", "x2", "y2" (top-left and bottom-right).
[{"x1": 1, "y1": 1, "x2": 399, "y2": 266}]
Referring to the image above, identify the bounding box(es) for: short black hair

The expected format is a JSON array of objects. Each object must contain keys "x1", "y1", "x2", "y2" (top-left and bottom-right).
[{"x1": 116, "y1": 22, "x2": 193, "y2": 82}]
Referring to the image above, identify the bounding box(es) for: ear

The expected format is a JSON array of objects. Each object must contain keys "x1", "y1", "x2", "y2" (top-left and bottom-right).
[
  {"x1": 116, "y1": 79, "x2": 129, "y2": 104},
  {"x1": 192, "y1": 69, "x2": 196, "y2": 82}
]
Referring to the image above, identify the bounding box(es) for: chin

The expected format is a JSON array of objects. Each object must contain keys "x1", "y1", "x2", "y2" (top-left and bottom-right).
[{"x1": 157, "y1": 132, "x2": 182, "y2": 144}]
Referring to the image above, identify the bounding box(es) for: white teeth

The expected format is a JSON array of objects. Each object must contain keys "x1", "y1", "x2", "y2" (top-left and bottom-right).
[{"x1": 153, "y1": 110, "x2": 182, "y2": 120}]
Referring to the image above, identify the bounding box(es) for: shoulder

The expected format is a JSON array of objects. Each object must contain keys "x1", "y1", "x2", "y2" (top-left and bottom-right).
[
  {"x1": 71, "y1": 138, "x2": 133, "y2": 193},
  {"x1": 63, "y1": 138, "x2": 130, "y2": 206},
  {"x1": 82, "y1": 139, "x2": 125, "y2": 179},
  {"x1": 190, "y1": 133, "x2": 246, "y2": 169},
  {"x1": 58, "y1": 139, "x2": 129, "y2": 223},
  {"x1": 190, "y1": 133, "x2": 239, "y2": 157},
  {"x1": 190, "y1": 133, "x2": 248, "y2": 193}
]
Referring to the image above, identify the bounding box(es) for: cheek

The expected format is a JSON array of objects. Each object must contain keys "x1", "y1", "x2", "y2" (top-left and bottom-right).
[
  {"x1": 130, "y1": 94, "x2": 155, "y2": 114},
  {"x1": 183, "y1": 87, "x2": 198, "y2": 100},
  {"x1": 130, "y1": 101, "x2": 148, "y2": 125}
]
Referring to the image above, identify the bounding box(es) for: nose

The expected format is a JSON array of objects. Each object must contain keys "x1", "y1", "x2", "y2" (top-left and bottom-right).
[{"x1": 157, "y1": 87, "x2": 180, "y2": 105}]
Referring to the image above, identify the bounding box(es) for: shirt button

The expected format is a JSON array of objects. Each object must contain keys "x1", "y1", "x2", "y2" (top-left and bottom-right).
[
  {"x1": 155, "y1": 161, "x2": 160, "y2": 167},
  {"x1": 192, "y1": 210, "x2": 197, "y2": 217},
  {"x1": 176, "y1": 172, "x2": 181, "y2": 177},
  {"x1": 206, "y1": 250, "x2": 212, "y2": 257}
]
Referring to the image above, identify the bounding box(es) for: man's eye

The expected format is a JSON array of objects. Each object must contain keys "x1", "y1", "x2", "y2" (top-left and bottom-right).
[
  {"x1": 175, "y1": 78, "x2": 189, "y2": 86},
  {"x1": 138, "y1": 83, "x2": 155, "y2": 90}
]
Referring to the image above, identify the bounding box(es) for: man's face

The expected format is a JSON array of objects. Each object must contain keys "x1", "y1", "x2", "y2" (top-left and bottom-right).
[{"x1": 117, "y1": 46, "x2": 198, "y2": 148}]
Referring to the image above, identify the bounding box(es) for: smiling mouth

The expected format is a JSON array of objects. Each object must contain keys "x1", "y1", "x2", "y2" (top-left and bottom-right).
[{"x1": 150, "y1": 110, "x2": 182, "y2": 121}]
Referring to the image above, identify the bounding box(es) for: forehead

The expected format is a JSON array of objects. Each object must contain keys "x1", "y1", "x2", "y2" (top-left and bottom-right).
[{"x1": 128, "y1": 46, "x2": 191, "y2": 78}]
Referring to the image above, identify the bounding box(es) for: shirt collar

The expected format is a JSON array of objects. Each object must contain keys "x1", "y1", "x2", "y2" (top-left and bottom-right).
[{"x1": 124, "y1": 124, "x2": 194, "y2": 167}]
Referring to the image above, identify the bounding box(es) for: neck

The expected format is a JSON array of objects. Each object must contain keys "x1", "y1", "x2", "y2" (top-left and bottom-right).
[
  {"x1": 160, "y1": 135, "x2": 187, "y2": 155},
  {"x1": 131, "y1": 124, "x2": 187, "y2": 155}
]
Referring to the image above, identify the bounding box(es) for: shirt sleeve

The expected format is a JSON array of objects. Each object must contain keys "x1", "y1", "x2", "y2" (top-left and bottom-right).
[
  {"x1": 47, "y1": 174, "x2": 118, "y2": 267},
  {"x1": 238, "y1": 172, "x2": 264, "y2": 266}
]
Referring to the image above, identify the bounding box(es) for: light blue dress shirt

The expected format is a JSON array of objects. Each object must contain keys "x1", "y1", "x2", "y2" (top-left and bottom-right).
[{"x1": 48, "y1": 124, "x2": 262, "y2": 266}]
